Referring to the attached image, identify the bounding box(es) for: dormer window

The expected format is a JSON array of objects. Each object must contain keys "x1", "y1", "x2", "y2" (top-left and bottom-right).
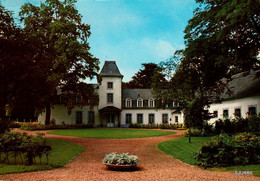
[
  {"x1": 107, "y1": 82, "x2": 113, "y2": 89},
  {"x1": 149, "y1": 98, "x2": 154, "y2": 107},
  {"x1": 137, "y1": 98, "x2": 143, "y2": 107},
  {"x1": 125, "y1": 98, "x2": 132, "y2": 107}
]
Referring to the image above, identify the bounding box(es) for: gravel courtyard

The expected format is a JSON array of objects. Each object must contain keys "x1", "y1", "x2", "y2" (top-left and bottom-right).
[{"x1": 0, "y1": 130, "x2": 258, "y2": 181}]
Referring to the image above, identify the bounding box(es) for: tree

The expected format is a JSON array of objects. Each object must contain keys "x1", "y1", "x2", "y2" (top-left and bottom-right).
[
  {"x1": 124, "y1": 63, "x2": 165, "y2": 88},
  {"x1": 19, "y1": 0, "x2": 99, "y2": 124},
  {"x1": 0, "y1": 5, "x2": 46, "y2": 131},
  {"x1": 153, "y1": 0, "x2": 259, "y2": 141}
]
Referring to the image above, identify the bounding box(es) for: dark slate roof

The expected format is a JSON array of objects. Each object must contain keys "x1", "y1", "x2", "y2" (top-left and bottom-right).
[
  {"x1": 99, "y1": 61, "x2": 123, "y2": 77},
  {"x1": 123, "y1": 89, "x2": 155, "y2": 100},
  {"x1": 221, "y1": 70, "x2": 260, "y2": 100}
]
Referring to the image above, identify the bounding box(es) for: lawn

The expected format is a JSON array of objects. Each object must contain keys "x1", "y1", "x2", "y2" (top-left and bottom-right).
[
  {"x1": 0, "y1": 138, "x2": 84, "y2": 174},
  {"x1": 158, "y1": 137, "x2": 260, "y2": 176},
  {"x1": 48, "y1": 128, "x2": 176, "y2": 139}
]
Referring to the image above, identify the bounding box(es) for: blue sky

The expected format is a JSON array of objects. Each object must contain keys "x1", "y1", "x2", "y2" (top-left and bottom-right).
[{"x1": 2, "y1": 0, "x2": 197, "y2": 82}]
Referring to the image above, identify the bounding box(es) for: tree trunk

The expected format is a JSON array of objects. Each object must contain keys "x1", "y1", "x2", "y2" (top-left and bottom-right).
[
  {"x1": 188, "y1": 126, "x2": 191, "y2": 143},
  {"x1": 45, "y1": 105, "x2": 51, "y2": 125}
]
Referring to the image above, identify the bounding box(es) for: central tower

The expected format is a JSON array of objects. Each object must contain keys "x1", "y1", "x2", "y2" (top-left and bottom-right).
[{"x1": 98, "y1": 61, "x2": 123, "y2": 127}]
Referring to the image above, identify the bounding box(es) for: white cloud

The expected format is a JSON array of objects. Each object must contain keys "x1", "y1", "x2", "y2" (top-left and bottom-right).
[{"x1": 141, "y1": 38, "x2": 176, "y2": 60}]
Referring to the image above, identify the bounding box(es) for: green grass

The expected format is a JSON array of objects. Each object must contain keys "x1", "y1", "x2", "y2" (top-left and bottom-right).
[
  {"x1": 158, "y1": 137, "x2": 211, "y2": 165},
  {"x1": 158, "y1": 136, "x2": 260, "y2": 176},
  {"x1": 48, "y1": 128, "x2": 176, "y2": 139},
  {"x1": 0, "y1": 138, "x2": 84, "y2": 174}
]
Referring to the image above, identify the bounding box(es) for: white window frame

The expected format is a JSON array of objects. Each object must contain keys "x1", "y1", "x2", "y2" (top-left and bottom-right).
[
  {"x1": 107, "y1": 93, "x2": 113, "y2": 104},
  {"x1": 137, "y1": 113, "x2": 143, "y2": 124},
  {"x1": 248, "y1": 105, "x2": 257, "y2": 116},
  {"x1": 107, "y1": 82, "x2": 113, "y2": 89},
  {"x1": 137, "y1": 98, "x2": 143, "y2": 107},
  {"x1": 125, "y1": 113, "x2": 132, "y2": 124},
  {"x1": 149, "y1": 98, "x2": 155, "y2": 107},
  {"x1": 148, "y1": 114, "x2": 155, "y2": 124},
  {"x1": 125, "y1": 98, "x2": 132, "y2": 107},
  {"x1": 162, "y1": 114, "x2": 168, "y2": 123},
  {"x1": 223, "y1": 108, "x2": 229, "y2": 118}
]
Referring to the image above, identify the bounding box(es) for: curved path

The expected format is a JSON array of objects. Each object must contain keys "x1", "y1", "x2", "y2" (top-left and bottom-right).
[{"x1": 0, "y1": 130, "x2": 258, "y2": 181}]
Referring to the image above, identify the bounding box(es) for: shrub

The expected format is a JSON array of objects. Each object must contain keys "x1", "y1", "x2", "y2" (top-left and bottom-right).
[
  {"x1": 9, "y1": 121, "x2": 22, "y2": 128},
  {"x1": 195, "y1": 133, "x2": 260, "y2": 168},
  {"x1": 103, "y1": 152, "x2": 139, "y2": 165},
  {"x1": 202, "y1": 121, "x2": 214, "y2": 136},
  {"x1": 183, "y1": 128, "x2": 203, "y2": 137},
  {"x1": 20, "y1": 122, "x2": 94, "y2": 130},
  {"x1": 248, "y1": 115, "x2": 260, "y2": 135},
  {"x1": 129, "y1": 123, "x2": 177, "y2": 129},
  {"x1": 0, "y1": 131, "x2": 52, "y2": 165}
]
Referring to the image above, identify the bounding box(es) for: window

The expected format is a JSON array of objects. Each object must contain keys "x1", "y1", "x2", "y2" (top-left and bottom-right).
[
  {"x1": 125, "y1": 98, "x2": 132, "y2": 107},
  {"x1": 107, "y1": 93, "x2": 113, "y2": 103},
  {"x1": 137, "y1": 98, "x2": 143, "y2": 107},
  {"x1": 137, "y1": 114, "x2": 143, "y2": 124},
  {"x1": 88, "y1": 111, "x2": 95, "y2": 124},
  {"x1": 162, "y1": 114, "x2": 168, "y2": 123},
  {"x1": 175, "y1": 116, "x2": 178, "y2": 123},
  {"x1": 149, "y1": 114, "x2": 155, "y2": 124},
  {"x1": 213, "y1": 111, "x2": 218, "y2": 118},
  {"x1": 149, "y1": 99, "x2": 154, "y2": 107},
  {"x1": 125, "y1": 114, "x2": 132, "y2": 124},
  {"x1": 223, "y1": 109, "x2": 229, "y2": 118},
  {"x1": 234, "y1": 108, "x2": 241, "y2": 118},
  {"x1": 248, "y1": 106, "x2": 256, "y2": 115},
  {"x1": 107, "y1": 82, "x2": 113, "y2": 89},
  {"x1": 76, "y1": 111, "x2": 83, "y2": 124}
]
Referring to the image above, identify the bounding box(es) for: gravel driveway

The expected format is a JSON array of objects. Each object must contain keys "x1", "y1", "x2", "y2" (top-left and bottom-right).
[{"x1": 0, "y1": 130, "x2": 258, "y2": 181}]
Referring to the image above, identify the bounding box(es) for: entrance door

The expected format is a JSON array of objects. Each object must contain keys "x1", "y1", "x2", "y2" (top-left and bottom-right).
[{"x1": 107, "y1": 114, "x2": 115, "y2": 127}]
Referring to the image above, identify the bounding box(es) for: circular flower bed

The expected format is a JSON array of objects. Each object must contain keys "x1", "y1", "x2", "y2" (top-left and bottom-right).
[{"x1": 103, "y1": 152, "x2": 139, "y2": 171}]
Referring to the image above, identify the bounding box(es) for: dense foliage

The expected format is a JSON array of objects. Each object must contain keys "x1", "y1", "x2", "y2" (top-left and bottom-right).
[
  {"x1": 18, "y1": 122, "x2": 94, "y2": 130},
  {"x1": 129, "y1": 123, "x2": 185, "y2": 129},
  {"x1": 103, "y1": 152, "x2": 139, "y2": 165},
  {"x1": 0, "y1": 0, "x2": 99, "y2": 129},
  {"x1": 124, "y1": 63, "x2": 165, "y2": 88},
  {"x1": 0, "y1": 132, "x2": 51, "y2": 165},
  {"x1": 184, "y1": 115, "x2": 260, "y2": 137},
  {"x1": 195, "y1": 133, "x2": 260, "y2": 167},
  {"x1": 153, "y1": 0, "x2": 260, "y2": 133}
]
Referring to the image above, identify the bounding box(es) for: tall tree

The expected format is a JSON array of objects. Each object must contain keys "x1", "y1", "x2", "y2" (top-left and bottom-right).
[
  {"x1": 153, "y1": 0, "x2": 260, "y2": 136},
  {"x1": 0, "y1": 5, "x2": 47, "y2": 131},
  {"x1": 19, "y1": 0, "x2": 99, "y2": 124},
  {"x1": 124, "y1": 63, "x2": 165, "y2": 88}
]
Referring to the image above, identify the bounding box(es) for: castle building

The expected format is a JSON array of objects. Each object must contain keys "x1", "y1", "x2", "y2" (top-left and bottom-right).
[{"x1": 38, "y1": 61, "x2": 184, "y2": 126}]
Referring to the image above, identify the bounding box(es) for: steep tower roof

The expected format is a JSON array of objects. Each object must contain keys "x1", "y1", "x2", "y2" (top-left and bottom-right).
[{"x1": 99, "y1": 61, "x2": 123, "y2": 77}]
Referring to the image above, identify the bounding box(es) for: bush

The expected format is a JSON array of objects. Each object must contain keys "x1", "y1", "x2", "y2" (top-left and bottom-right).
[
  {"x1": 213, "y1": 115, "x2": 260, "y2": 135},
  {"x1": 128, "y1": 123, "x2": 177, "y2": 129},
  {"x1": 103, "y1": 152, "x2": 139, "y2": 165},
  {"x1": 195, "y1": 133, "x2": 260, "y2": 168},
  {"x1": 20, "y1": 122, "x2": 94, "y2": 130},
  {"x1": 202, "y1": 121, "x2": 214, "y2": 136},
  {"x1": 248, "y1": 115, "x2": 260, "y2": 135},
  {"x1": 9, "y1": 121, "x2": 22, "y2": 128},
  {"x1": 183, "y1": 128, "x2": 203, "y2": 137},
  {"x1": 0, "y1": 131, "x2": 51, "y2": 165}
]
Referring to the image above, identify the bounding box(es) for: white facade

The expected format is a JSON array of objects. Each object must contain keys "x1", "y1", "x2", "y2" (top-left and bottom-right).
[
  {"x1": 38, "y1": 61, "x2": 259, "y2": 127},
  {"x1": 98, "y1": 76, "x2": 122, "y2": 110},
  {"x1": 208, "y1": 96, "x2": 260, "y2": 124},
  {"x1": 38, "y1": 61, "x2": 183, "y2": 127},
  {"x1": 38, "y1": 105, "x2": 100, "y2": 125}
]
